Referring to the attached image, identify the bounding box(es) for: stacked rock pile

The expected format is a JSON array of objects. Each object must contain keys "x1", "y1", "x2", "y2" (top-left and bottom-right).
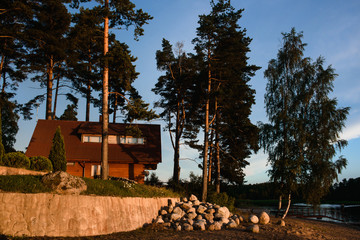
[{"x1": 151, "y1": 194, "x2": 271, "y2": 232}]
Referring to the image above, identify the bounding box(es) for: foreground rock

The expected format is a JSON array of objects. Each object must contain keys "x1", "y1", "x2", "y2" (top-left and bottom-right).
[
  {"x1": 42, "y1": 171, "x2": 87, "y2": 195},
  {"x1": 151, "y1": 194, "x2": 271, "y2": 232},
  {"x1": 247, "y1": 224, "x2": 260, "y2": 233},
  {"x1": 278, "y1": 219, "x2": 286, "y2": 226},
  {"x1": 259, "y1": 211, "x2": 270, "y2": 225},
  {"x1": 249, "y1": 214, "x2": 259, "y2": 224}
]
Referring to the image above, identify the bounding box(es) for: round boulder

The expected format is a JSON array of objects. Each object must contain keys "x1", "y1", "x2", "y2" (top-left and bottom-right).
[
  {"x1": 249, "y1": 214, "x2": 259, "y2": 224},
  {"x1": 247, "y1": 224, "x2": 260, "y2": 233},
  {"x1": 226, "y1": 220, "x2": 238, "y2": 229},
  {"x1": 259, "y1": 211, "x2": 270, "y2": 225},
  {"x1": 214, "y1": 221, "x2": 223, "y2": 230},
  {"x1": 193, "y1": 220, "x2": 206, "y2": 231},
  {"x1": 189, "y1": 194, "x2": 198, "y2": 201},
  {"x1": 217, "y1": 207, "x2": 230, "y2": 219},
  {"x1": 187, "y1": 212, "x2": 197, "y2": 220},
  {"x1": 197, "y1": 205, "x2": 207, "y2": 214},
  {"x1": 182, "y1": 202, "x2": 192, "y2": 211},
  {"x1": 182, "y1": 223, "x2": 193, "y2": 231},
  {"x1": 278, "y1": 219, "x2": 286, "y2": 226},
  {"x1": 41, "y1": 171, "x2": 87, "y2": 195},
  {"x1": 170, "y1": 213, "x2": 181, "y2": 221}
]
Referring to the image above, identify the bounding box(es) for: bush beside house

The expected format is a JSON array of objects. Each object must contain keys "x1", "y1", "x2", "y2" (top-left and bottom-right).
[
  {"x1": 2, "y1": 152, "x2": 30, "y2": 169},
  {"x1": 30, "y1": 156, "x2": 53, "y2": 172},
  {"x1": 0, "y1": 152, "x2": 54, "y2": 173}
]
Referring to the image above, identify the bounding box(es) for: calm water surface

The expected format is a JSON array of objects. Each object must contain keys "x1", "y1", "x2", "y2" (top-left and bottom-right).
[{"x1": 274, "y1": 203, "x2": 360, "y2": 223}]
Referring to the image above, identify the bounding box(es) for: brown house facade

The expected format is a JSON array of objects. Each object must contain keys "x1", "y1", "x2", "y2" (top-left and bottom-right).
[{"x1": 25, "y1": 120, "x2": 161, "y2": 182}]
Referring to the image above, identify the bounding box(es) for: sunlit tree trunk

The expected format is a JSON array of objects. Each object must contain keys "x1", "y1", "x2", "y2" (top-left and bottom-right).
[
  {"x1": 86, "y1": 78, "x2": 91, "y2": 121},
  {"x1": 101, "y1": 0, "x2": 109, "y2": 180},
  {"x1": 46, "y1": 56, "x2": 54, "y2": 120},
  {"x1": 0, "y1": 52, "x2": 5, "y2": 84},
  {"x1": 173, "y1": 100, "x2": 181, "y2": 183},
  {"x1": 53, "y1": 73, "x2": 60, "y2": 120},
  {"x1": 277, "y1": 194, "x2": 282, "y2": 217},
  {"x1": 282, "y1": 193, "x2": 291, "y2": 219},
  {"x1": 86, "y1": 49, "x2": 92, "y2": 122},
  {"x1": 202, "y1": 49, "x2": 211, "y2": 202},
  {"x1": 208, "y1": 128, "x2": 214, "y2": 184},
  {"x1": 215, "y1": 99, "x2": 220, "y2": 193}
]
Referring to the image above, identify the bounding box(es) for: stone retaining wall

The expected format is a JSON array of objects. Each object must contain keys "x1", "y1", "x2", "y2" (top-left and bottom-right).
[
  {"x1": 0, "y1": 166, "x2": 47, "y2": 176},
  {"x1": 0, "y1": 193, "x2": 178, "y2": 237}
]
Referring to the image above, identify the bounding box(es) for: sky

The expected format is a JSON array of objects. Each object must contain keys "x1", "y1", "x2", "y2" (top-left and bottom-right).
[{"x1": 14, "y1": 0, "x2": 360, "y2": 184}]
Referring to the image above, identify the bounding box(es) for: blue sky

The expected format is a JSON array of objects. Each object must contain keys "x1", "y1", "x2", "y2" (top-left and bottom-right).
[{"x1": 14, "y1": 0, "x2": 360, "y2": 184}]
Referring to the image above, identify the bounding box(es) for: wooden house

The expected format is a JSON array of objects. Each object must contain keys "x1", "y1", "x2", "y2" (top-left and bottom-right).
[{"x1": 25, "y1": 120, "x2": 161, "y2": 183}]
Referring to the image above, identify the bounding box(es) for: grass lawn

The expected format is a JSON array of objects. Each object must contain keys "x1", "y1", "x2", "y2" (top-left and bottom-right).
[{"x1": 0, "y1": 175, "x2": 180, "y2": 198}]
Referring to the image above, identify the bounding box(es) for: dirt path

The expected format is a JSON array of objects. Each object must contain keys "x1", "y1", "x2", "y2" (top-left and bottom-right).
[{"x1": 5, "y1": 217, "x2": 359, "y2": 240}]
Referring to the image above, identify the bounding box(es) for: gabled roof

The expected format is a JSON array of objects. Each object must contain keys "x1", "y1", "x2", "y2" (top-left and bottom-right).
[{"x1": 25, "y1": 120, "x2": 161, "y2": 164}]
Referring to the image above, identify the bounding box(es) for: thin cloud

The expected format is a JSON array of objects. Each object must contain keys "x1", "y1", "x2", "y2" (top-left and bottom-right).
[
  {"x1": 340, "y1": 122, "x2": 360, "y2": 141},
  {"x1": 244, "y1": 152, "x2": 270, "y2": 183}
]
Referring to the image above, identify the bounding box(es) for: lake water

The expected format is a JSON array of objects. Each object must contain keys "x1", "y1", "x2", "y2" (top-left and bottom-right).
[{"x1": 272, "y1": 203, "x2": 360, "y2": 223}]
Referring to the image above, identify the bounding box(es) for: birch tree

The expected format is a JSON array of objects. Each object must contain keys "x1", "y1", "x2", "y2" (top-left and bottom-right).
[{"x1": 260, "y1": 28, "x2": 349, "y2": 218}]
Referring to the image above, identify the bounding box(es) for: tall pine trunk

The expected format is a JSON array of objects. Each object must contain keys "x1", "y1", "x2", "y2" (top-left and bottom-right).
[
  {"x1": 101, "y1": 0, "x2": 109, "y2": 180},
  {"x1": 112, "y1": 94, "x2": 117, "y2": 123},
  {"x1": 53, "y1": 73, "x2": 60, "y2": 119},
  {"x1": 172, "y1": 100, "x2": 181, "y2": 183},
  {"x1": 86, "y1": 78, "x2": 91, "y2": 121},
  {"x1": 46, "y1": 56, "x2": 54, "y2": 120},
  {"x1": 208, "y1": 128, "x2": 214, "y2": 184},
  {"x1": 202, "y1": 50, "x2": 211, "y2": 202},
  {"x1": 215, "y1": 99, "x2": 220, "y2": 193},
  {"x1": 0, "y1": 52, "x2": 5, "y2": 84},
  {"x1": 86, "y1": 49, "x2": 92, "y2": 122}
]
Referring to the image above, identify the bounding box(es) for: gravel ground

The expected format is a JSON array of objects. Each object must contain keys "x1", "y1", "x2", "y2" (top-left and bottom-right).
[{"x1": 3, "y1": 217, "x2": 360, "y2": 240}]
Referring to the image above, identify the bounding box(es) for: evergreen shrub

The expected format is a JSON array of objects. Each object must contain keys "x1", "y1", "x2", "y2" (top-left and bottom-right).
[
  {"x1": 48, "y1": 126, "x2": 66, "y2": 171},
  {"x1": 2, "y1": 152, "x2": 30, "y2": 169},
  {"x1": 30, "y1": 156, "x2": 53, "y2": 172}
]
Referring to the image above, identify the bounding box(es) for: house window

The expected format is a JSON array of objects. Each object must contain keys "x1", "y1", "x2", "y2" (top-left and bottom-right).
[
  {"x1": 91, "y1": 165, "x2": 101, "y2": 177},
  {"x1": 126, "y1": 137, "x2": 137, "y2": 144},
  {"x1": 89, "y1": 136, "x2": 101, "y2": 143},
  {"x1": 83, "y1": 134, "x2": 144, "y2": 144},
  {"x1": 83, "y1": 135, "x2": 102, "y2": 143}
]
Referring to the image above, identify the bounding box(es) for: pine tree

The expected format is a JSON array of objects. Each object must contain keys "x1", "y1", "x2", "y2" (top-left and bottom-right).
[
  {"x1": 67, "y1": 7, "x2": 103, "y2": 121},
  {"x1": 0, "y1": 94, "x2": 19, "y2": 152},
  {"x1": 70, "y1": 0, "x2": 152, "y2": 179},
  {"x1": 1, "y1": 1, "x2": 31, "y2": 151},
  {"x1": 59, "y1": 104, "x2": 78, "y2": 121},
  {"x1": 152, "y1": 39, "x2": 196, "y2": 184},
  {"x1": 24, "y1": 0, "x2": 71, "y2": 120},
  {"x1": 192, "y1": 0, "x2": 259, "y2": 200},
  {"x1": 49, "y1": 126, "x2": 66, "y2": 172},
  {"x1": 107, "y1": 40, "x2": 139, "y2": 123}
]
